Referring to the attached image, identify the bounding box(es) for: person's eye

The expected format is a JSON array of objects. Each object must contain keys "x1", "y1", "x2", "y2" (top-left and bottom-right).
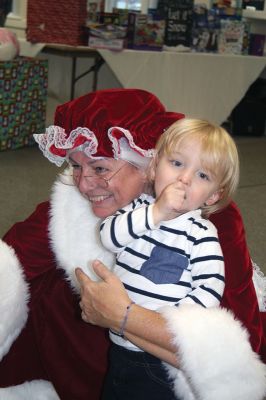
[
  {"x1": 198, "y1": 171, "x2": 210, "y2": 181},
  {"x1": 171, "y1": 160, "x2": 182, "y2": 167},
  {"x1": 71, "y1": 163, "x2": 81, "y2": 170},
  {"x1": 94, "y1": 166, "x2": 109, "y2": 175}
]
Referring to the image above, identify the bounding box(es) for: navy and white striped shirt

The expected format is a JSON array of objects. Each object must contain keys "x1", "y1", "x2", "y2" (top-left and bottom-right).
[{"x1": 100, "y1": 194, "x2": 225, "y2": 351}]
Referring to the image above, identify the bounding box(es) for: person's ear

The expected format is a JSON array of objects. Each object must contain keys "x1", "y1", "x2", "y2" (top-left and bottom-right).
[
  {"x1": 148, "y1": 155, "x2": 158, "y2": 182},
  {"x1": 205, "y1": 188, "x2": 223, "y2": 206}
]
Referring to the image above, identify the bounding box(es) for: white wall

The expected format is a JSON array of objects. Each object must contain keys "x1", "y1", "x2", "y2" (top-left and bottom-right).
[{"x1": 39, "y1": 52, "x2": 122, "y2": 104}]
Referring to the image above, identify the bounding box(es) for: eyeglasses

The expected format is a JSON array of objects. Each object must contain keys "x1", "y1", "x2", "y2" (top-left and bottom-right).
[{"x1": 59, "y1": 164, "x2": 126, "y2": 188}]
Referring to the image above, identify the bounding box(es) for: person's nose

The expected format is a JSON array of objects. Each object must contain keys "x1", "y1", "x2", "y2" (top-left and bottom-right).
[
  {"x1": 76, "y1": 174, "x2": 98, "y2": 193},
  {"x1": 179, "y1": 169, "x2": 192, "y2": 186}
]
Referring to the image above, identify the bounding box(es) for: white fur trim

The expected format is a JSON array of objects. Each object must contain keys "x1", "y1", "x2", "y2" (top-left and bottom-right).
[
  {"x1": 252, "y1": 260, "x2": 266, "y2": 311},
  {"x1": 160, "y1": 304, "x2": 266, "y2": 400},
  {"x1": 0, "y1": 380, "x2": 59, "y2": 400},
  {"x1": 0, "y1": 240, "x2": 29, "y2": 361},
  {"x1": 49, "y1": 175, "x2": 115, "y2": 293}
]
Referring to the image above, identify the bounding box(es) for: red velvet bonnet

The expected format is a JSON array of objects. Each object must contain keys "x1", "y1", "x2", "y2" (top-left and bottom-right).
[{"x1": 34, "y1": 88, "x2": 184, "y2": 167}]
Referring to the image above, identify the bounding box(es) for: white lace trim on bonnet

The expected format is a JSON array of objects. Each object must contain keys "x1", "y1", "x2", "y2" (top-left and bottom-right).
[
  {"x1": 34, "y1": 126, "x2": 155, "y2": 169},
  {"x1": 34, "y1": 126, "x2": 98, "y2": 167},
  {"x1": 108, "y1": 126, "x2": 154, "y2": 169}
]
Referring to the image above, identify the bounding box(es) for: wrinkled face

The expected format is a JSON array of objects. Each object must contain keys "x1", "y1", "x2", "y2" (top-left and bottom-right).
[
  {"x1": 69, "y1": 152, "x2": 147, "y2": 218},
  {"x1": 152, "y1": 137, "x2": 221, "y2": 212}
]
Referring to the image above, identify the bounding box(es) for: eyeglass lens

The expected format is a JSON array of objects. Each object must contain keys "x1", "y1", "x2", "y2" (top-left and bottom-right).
[{"x1": 72, "y1": 164, "x2": 126, "y2": 187}]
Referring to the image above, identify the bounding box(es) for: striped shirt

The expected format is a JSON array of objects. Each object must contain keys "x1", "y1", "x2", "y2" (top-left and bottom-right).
[{"x1": 100, "y1": 193, "x2": 225, "y2": 351}]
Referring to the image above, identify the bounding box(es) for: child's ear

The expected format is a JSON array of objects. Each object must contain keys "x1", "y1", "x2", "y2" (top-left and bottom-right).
[
  {"x1": 205, "y1": 189, "x2": 223, "y2": 206},
  {"x1": 143, "y1": 157, "x2": 157, "y2": 196},
  {"x1": 148, "y1": 155, "x2": 157, "y2": 181}
]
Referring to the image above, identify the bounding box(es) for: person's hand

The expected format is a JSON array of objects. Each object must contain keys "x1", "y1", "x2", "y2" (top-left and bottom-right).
[
  {"x1": 75, "y1": 260, "x2": 131, "y2": 332},
  {"x1": 153, "y1": 182, "x2": 188, "y2": 224}
]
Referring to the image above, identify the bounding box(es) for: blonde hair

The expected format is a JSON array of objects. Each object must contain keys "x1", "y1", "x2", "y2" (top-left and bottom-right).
[{"x1": 153, "y1": 118, "x2": 239, "y2": 217}]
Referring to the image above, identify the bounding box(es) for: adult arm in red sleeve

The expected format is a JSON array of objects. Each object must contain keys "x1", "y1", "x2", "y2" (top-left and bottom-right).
[
  {"x1": 0, "y1": 202, "x2": 110, "y2": 400},
  {"x1": 210, "y1": 201, "x2": 266, "y2": 362},
  {"x1": 2, "y1": 201, "x2": 55, "y2": 280}
]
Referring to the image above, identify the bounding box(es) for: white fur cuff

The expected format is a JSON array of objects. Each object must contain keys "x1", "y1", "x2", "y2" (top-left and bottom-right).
[
  {"x1": 160, "y1": 304, "x2": 266, "y2": 400},
  {"x1": 0, "y1": 240, "x2": 29, "y2": 361},
  {"x1": 0, "y1": 379, "x2": 60, "y2": 400}
]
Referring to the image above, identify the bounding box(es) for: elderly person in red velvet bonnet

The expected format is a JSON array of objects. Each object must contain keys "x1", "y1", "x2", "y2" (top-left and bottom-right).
[{"x1": 0, "y1": 89, "x2": 265, "y2": 400}]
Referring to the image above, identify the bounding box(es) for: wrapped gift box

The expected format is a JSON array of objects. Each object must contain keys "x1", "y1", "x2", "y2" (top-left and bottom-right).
[
  {"x1": 0, "y1": 57, "x2": 48, "y2": 151},
  {"x1": 27, "y1": 0, "x2": 88, "y2": 45}
]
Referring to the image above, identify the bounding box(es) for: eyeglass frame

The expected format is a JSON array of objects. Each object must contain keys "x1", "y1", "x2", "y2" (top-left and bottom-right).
[{"x1": 59, "y1": 163, "x2": 127, "y2": 188}]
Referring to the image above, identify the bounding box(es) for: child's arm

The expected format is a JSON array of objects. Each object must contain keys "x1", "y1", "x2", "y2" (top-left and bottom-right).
[
  {"x1": 152, "y1": 181, "x2": 188, "y2": 224},
  {"x1": 177, "y1": 223, "x2": 225, "y2": 308},
  {"x1": 100, "y1": 197, "x2": 157, "y2": 253}
]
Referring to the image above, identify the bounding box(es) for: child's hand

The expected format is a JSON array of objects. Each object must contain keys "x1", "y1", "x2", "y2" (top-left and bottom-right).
[{"x1": 152, "y1": 182, "x2": 187, "y2": 224}]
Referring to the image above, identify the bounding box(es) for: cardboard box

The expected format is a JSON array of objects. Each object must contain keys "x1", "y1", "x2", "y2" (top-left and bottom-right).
[
  {"x1": 89, "y1": 35, "x2": 125, "y2": 50},
  {"x1": 163, "y1": 0, "x2": 194, "y2": 47},
  {"x1": 0, "y1": 57, "x2": 48, "y2": 151},
  {"x1": 218, "y1": 19, "x2": 246, "y2": 54},
  {"x1": 249, "y1": 33, "x2": 265, "y2": 56},
  {"x1": 127, "y1": 12, "x2": 165, "y2": 50},
  {"x1": 27, "y1": 0, "x2": 88, "y2": 45}
]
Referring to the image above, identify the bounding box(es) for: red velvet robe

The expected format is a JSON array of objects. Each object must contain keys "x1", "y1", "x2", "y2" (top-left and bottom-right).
[{"x1": 0, "y1": 200, "x2": 265, "y2": 399}]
